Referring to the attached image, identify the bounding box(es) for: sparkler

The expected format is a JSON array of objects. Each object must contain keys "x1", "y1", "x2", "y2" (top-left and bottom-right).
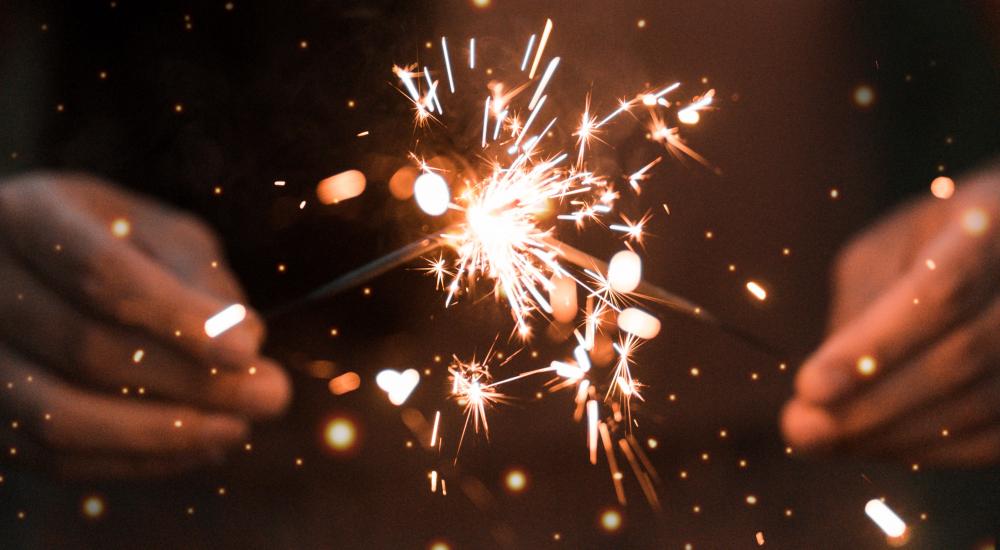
[{"x1": 270, "y1": 19, "x2": 782, "y2": 507}]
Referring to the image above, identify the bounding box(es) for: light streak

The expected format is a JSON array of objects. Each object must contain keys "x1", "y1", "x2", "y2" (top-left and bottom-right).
[
  {"x1": 430, "y1": 410, "x2": 441, "y2": 447},
  {"x1": 469, "y1": 38, "x2": 475, "y2": 69},
  {"x1": 528, "y1": 18, "x2": 553, "y2": 79},
  {"x1": 746, "y1": 280, "x2": 767, "y2": 301},
  {"x1": 864, "y1": 499, "x2": 907, "y2": 538},
  {"x1": 520, "y1": 34, "x2": 536, "y2": 72},
  {"x1": 528, "y1": 57, "x2": 560, "y2": 111},
  {"x1": 204, "y1": 304, "x2": 246, "y2": 337},
  {"x1": 441, "y1": 37, "x2": 455, "y2": 93}
]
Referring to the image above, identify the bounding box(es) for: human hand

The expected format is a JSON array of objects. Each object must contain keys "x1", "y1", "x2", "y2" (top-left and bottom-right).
[
  {"x1": 783, "y1": 165, "x2": 1000, "y2": 467},
  {"x1": 0, "y1": 172, "x2": 290, "y2": 478}
]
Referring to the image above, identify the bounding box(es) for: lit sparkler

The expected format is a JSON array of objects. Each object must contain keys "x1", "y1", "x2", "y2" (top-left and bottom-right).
[{"x1": 270, "y1": 19, "x2": 781, "y2": 507}]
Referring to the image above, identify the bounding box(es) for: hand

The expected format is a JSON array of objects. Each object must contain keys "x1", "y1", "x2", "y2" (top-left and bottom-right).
[
  {"x1": 0, "y1": 172, "x2": 290, "y2": 478},
  {"x1": 782, "y1": 164, "x2": 1000, "y2": 467}
]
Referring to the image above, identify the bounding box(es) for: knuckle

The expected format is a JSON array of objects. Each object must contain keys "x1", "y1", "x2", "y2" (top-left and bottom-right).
[{"x1": 169, "y1": 213, "x2": 221, "y2": 253}]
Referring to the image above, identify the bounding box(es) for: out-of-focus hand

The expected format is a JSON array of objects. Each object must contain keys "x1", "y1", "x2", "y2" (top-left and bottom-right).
[
  {"x1": 0, "y1": 172, "x2": 290, "y2": 478},
  {"x1": 782, "y1": 165, "x2": 1000, "y2": 467}
]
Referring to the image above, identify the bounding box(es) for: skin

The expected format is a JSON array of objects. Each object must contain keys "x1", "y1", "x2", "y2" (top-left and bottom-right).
[
  {"x1": 783, "y1": 164, "x2": 1000, "y2": 467},
  {"x1": 0, "y1": 172, "x2": 290, "y2": 479}
]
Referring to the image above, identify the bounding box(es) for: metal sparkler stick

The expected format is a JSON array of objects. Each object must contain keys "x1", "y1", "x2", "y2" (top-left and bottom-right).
[{"x1": 268, "y1": 230, "x2": 783, "y2": 359}]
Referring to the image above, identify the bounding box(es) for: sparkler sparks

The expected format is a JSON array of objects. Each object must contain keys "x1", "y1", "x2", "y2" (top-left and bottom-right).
[{"x1": 384, "y1": 18, "x2": 717, "y2": 505}]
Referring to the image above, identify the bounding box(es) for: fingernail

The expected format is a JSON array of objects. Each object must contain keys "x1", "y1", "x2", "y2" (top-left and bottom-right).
[
  {"x1": 200, "y1": 415, "x2": 248, "y2": 447},
  {"x1": 781, "y1": 401, "x2": 837, "y2": 453},
  {"x1": 237, "y1": 363, "x2": 292, "y2": 418},
  {"x1": 796, "y1": 357, "x2": 852, "y2": 404}
]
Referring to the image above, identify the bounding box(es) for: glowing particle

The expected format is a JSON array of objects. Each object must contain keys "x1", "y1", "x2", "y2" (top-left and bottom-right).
[
  {"x1": 608, "y1": 250, "x2": 642, "y2": 293},
  {"x1": 961, "y1": 208, "x2": 989, "y2": 236},
  {"x1": 865, "y1": 499, "x2": 907, "y2": 538},
  {"x1": 316, "y1": 169, "x2": 366, "y2": 205},
  {"x1": 328, "y1": 372, "x2": 361, "y2": 395},
  {"x1": 274, "y1": 180, "x2": 286, "y2": 186},
  {"x1": 413, "y1": 172, "x2": 450, "y2": 216},
  {"x1": 110, "y1": 218, "x2": 131, "y2": 238},
  {"x1": 930, "y1": 176, "x2": 954, "y2": 199},
  {"x1": 746, "y1": 281, "x2": 767, "y2": 301},
  {"x1": 80, "y1": 495, "x2": 105, "y2": 519},
  {"x1": 647, "y1": 438, "x2": 658, "y2": 449},
  {"x1": 173, "y1": 419, "x2": 183, "y2": 428},
  {"x1": 925, "y1": 259, "x2": 936, "y2": 270},
  {"x1": 323, "y1": 417, "x2": 358, "y2": 452},
  {"x1": 637, "y1": 19, "x2": 646, "y2": 28},
  {"x1": 856, "y1": 355, "x2": 877, "y2": 376},
  {"x1": 830, "y1": 188, "x2": 839, "y2": 199},
  {"x1": 599, "y1": 509, "x2": 623, "y2": 533},
  {"x1": 503, "y1": 468, "x2": 528, "y2": 493},
  {"x1": 852, "y1": 84, "x2": 875, "y2": 108},
  {"x1": 746, "y1": 495, "x2": 758, "y2": 505},
  {"x1": 756, "y1": 531, "x2": 765, "y2": 546},
  {"x1": 174, "y1": 103, "x2": 184, "y2": 113},
  {"x1": 617, "y1": 308, "x2": 661, "y2": 340},
  {"x1": 375, "y1": 368, "x2": 420, "y2": 406},
  {"x1": 132, "y1": 349, "x2": 144, "y2": 364},
  {"x1": 548, "y1": 274, "x2": 578, "y2": 324},
  {"x1": 472, "y1": 0, "x2": 490, "y2": 6},
  {"x1": 677, "y1": 109, "x2": 700, "y2": 125},
  {"x1": 204, "y1": 304, "x2": 247, "y2": 338}
]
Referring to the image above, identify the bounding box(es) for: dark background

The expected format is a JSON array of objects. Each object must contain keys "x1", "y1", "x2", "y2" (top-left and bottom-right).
[{"x1": 1, "y1": 0, "x2": 999, "y2": 547}]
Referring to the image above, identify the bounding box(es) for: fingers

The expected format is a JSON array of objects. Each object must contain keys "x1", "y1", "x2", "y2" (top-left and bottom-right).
[
  {"x1": 795, "y1": 209, "x2": 1000, "y2": 405},
  {"x1": 0, "y1": 344, "x2": 249, "y2": 457},
  {"x1": 0, "y1": 246, "x2": 289, "y2": 418},
  {"x1": 866, "y1": 374, "x2": 1000, "y2": 455},
  {"x1": 783, "y1": 297, "x2": 1000, "y2": 452},
  {"x1": 0, "y1": 430, "x2": 206, "y2": 480},
  {"x1": 918, "y1": 424, "x2": 1000, "y2": 468},
  {"x1": 0, "y1": 174, "x2": 265, "y2": 368}
]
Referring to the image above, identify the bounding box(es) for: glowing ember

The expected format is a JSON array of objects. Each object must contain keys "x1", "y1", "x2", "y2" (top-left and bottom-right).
[
  {"x1": 204, "y1": 304, "x2": 247, "y2": 338},
  {"x1": 864, "y1": 499, "x2": 907, "y2": 538}
]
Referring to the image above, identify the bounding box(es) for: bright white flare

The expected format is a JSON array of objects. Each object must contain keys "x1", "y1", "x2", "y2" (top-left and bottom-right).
[
  {"x1": 864, "y1": 499, "x2": 907, "y2": 538},
  {"x1": 617, "y1": 307, "x2": 661, "y2": 339},
  {"x1": 414, "y1": 172, "x2": 451, "y2": 216},
  {"x1": 204, "y1": 304, "x2": 247, "y2": 338},
  {"x1": 608, "y1": 250, "x2": 642, "y2": 293},
  {"x1": 376, "y1": 368, "x2": 420, "y2": 406}
]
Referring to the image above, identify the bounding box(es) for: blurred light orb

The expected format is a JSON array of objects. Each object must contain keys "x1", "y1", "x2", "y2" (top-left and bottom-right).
[
  {"x1": 110, "y1": 217, "x2": 131, "y2": 238},
  {"x1": 929, "y1": 176, "x2": 955, "y2": 200},
  {"x1": 961, "y1": 208, "x2": 989, "y2": 236},
  {"x1": 608, "y1": 250, "x2": 642, "y2": 293},
  {"x1": 503, "y1": 468, "x2": 528, "y2": 493},
  {"x1": 324, "y1": 417, "x2": 358, "y2": 452},
  {"x1": 317, "y1": 169, "x2": 366, "y2": 205},
  {"x1": 328, "y1": 371, "x2": 361, "y2": 395},
  {"x1": 548, "y1": 274, "x2": 578, "y2": 323},
  {"x1": 389, "y1": 166, "x2": 419, "y2": 200},
  {"x1": 852, "y1": 84, "x2": 875, "y2": 108},
  {"x1": 617, "y1": 308, "x2": 661, "y2": 339},
  {"x1": 82, "y1": 495, "x2": 106, "y2": 519},
  {"x1": 471, "y1": 0, "x2": 490, "y2": 7},
  {"x1": 857, "y1": 355, "x2": 877, "y2": 377},
  {"x1": 599, "y1": 509, "x2": 623, "y2": 533},
  {"x1": 414, "y1": 172, "x2": 450, "y2": 216}
]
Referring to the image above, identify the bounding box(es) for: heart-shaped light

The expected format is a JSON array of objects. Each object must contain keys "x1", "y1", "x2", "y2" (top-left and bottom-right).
[{"x1": 375, "y1": 368, "x2": 420, "y2": 406}]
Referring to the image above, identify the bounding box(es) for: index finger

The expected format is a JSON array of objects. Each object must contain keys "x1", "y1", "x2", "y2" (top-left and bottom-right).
[
  {"x1": 0, "y1": 174, "x2": 264, "y2": 367},
  {"x1": 796, "y1": 205, "x2": 1000, "y2": 404}
]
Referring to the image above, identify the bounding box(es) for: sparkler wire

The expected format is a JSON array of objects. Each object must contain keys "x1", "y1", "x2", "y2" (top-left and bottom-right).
[{"x1": 268, "y1": 231, "x2": 783, "y2": 359}]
